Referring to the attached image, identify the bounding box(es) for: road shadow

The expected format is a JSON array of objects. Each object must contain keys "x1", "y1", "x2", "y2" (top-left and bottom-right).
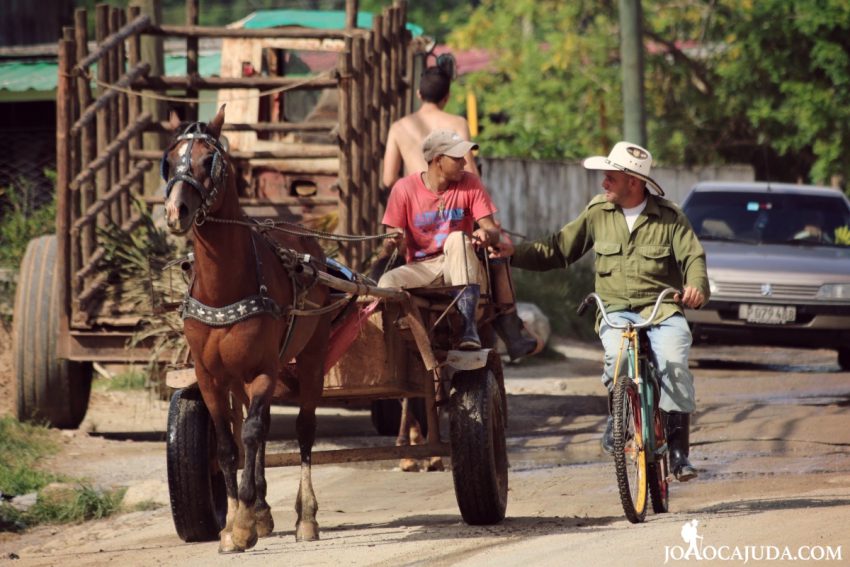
[
  {"x1": 701, "y1": 496, "x2": 850, "y2": 516},
  {"x1": 269, "y1": 513, "x2": 622, "y2": 545}
]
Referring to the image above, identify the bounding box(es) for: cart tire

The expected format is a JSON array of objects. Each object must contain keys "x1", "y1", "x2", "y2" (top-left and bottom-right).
[
  {"x1": 370, "y1": 397, "x2": 428, "y2": 438},
  {"x1": 13, "y1": 235, "x2": 92, "y2": 428},
  {"x1": 449, "y1": 367, "x2": 508, "y2": 525},
  {"x1": 167, "y1": 388, "x2": 226, "y2": 542}
]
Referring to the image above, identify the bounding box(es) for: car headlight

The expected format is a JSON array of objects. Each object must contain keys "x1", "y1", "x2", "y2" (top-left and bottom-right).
[{"x1": 816, "y1": 284, "x2": 850, "y2": 300}]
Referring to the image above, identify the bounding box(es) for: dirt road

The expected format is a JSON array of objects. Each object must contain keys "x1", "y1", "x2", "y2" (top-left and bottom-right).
[{"x1": 2, "y1": 339, "x2": 849, "y2": 566}]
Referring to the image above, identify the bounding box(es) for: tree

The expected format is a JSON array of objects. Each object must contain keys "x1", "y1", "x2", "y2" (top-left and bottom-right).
[{"x1": 450, "y1": 0, "x2": 850, "y2": 187}]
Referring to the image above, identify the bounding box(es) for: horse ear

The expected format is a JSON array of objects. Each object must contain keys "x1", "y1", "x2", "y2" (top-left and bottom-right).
[
  {"x1": 168, "y1": 110, "x2": 181, "y2": 131},
  {"x1": 207, "y1": 104, "x2": 226, "y2": 139}
]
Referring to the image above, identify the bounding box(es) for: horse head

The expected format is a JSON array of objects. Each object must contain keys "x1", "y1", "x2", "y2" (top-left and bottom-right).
[{"x1": 162, "y1": 105, "x2": 231, "y2": 234}]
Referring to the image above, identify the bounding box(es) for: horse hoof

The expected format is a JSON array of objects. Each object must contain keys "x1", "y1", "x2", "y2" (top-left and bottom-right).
[
  {"x1": 219, "y1": 533, "x2": 244, "y2": 554},
  {"x1": 426, "y1": 457, "x2": 445, "y2": 472},
  {"x1": 399, "y1": 458, "x2": 420, "y2": 472},
  {"x1": 295, "y1": 521, "x2": 320, "y2": 542},
  {"x1": 255, "y1": 507, "x2": 275, "y2": 538},
  {"x1": 232, "y1": 525, "x2": 258, "y2": 550}
]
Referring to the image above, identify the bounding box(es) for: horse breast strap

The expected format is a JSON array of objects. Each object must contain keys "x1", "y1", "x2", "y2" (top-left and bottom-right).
[{"x1": 180, "y1": 232, "x2": 283, "y2": 326}]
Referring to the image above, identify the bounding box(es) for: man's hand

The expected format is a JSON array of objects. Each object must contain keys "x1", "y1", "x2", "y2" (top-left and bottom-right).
[
  {"x1": 488, "y1": 238, "x2": 515, "y2": 259},
  {"x1": 382, "y1": 231, "x2": 403, "y2": 256},
  {"x1": 472, "y1": 227, "x2": 498, "y2": 248},
  {"x1": 676, "y1": 286, "x2": 705, "y2": 309}
]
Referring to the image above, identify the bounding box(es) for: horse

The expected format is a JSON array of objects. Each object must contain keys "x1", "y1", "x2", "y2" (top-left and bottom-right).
[{"x1": 162, "y1": 105, "x2": 333, "y2": 552}]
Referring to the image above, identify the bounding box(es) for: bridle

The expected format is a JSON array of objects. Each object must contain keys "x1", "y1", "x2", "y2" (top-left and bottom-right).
[{"x1": 161, "y1": 122, "x2": 228, "y2": 224}]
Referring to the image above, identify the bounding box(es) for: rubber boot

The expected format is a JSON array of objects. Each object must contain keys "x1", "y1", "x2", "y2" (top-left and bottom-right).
[
  {"x1": 665, "y1": 411, "x2": 698, "y2": 482},
  {"x1": 494, "y1": 310, "x2": 539, "y2": 361},
  {"x1": 454, "y1": 284, "x2": 481, "y2": 350},
  {"x1": 601, "y1": 390, "x2": 615, "y2": 455}
]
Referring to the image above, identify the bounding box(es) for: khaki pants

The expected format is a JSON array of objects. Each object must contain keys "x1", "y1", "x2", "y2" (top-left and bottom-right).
[{"x1": 377, "y1": 232, "x2": 488, "y2": 292}]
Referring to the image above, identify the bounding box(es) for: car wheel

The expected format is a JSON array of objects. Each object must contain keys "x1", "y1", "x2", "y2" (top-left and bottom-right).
[{"x1": 838, "y1": 348, "x2": 850, "y2": 372}]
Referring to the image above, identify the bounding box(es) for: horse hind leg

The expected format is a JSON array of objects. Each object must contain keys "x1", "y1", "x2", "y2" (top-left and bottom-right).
[
  {"x1": 294, "y1": 404, "x2": 320, "y2": 541},
  {"x1": 397, "y1": 398, "x2": 420, "y2": 473},
  {"x1": 232, "y1": 376, "x2": 274, "y2": 551}
]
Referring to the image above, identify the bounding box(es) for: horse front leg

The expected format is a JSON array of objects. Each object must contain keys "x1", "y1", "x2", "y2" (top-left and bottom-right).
[
  {"x1": 232, "y1": 374, "x2": 274, "y2": 551},
  {"x1": 253, "y1": 403, "x2": 274, "y2": 538},
  {"x1": 200, "y1": 390, "x2": 241, "y2": 554}
]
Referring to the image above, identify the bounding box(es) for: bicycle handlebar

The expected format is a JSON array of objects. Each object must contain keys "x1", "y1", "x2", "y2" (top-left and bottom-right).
[{"x1": 576, "y1": 288, "x2": 681, "y2": 329}]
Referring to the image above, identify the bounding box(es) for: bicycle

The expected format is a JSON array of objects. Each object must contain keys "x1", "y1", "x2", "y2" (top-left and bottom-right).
[{"x1": 577, "y1": 288, "x2": 680, "y2": 523}]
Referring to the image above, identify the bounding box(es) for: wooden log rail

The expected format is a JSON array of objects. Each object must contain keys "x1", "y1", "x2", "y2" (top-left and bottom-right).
[
  {"x1": 147, "y1": 120, "x2": 337, "y2": 133},
  {"x1": 70, "y1": 112, "x2": 151, "y2": 191},
  {"x1": 130, "y1": 145, "x2": 338, "y2": 161},
  {"x1": 74, "y1": 14, "x2": 151, "y2": 74},
  {"x1": 72, "y1": 161, "x2": 150, "y2": 235},
  {"x1": 70, "y1": 62, "x2": 150, "y2": 136},
  {"x1": 132, "y1": 74, "x2": 338, "y2": 91},
  {"x1": 146, "y1": 24, "x2": 371, "y2": 40}
]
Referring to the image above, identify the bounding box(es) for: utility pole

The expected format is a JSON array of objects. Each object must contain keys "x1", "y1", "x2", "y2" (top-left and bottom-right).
[{"x1": 618, "y1": 0, "x2": 646, "y2": 146}]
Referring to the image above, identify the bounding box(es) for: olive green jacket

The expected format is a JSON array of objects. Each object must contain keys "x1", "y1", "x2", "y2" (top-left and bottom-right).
[{"x1": 512, "y1": 193, "x2": 710, "y2": 324}]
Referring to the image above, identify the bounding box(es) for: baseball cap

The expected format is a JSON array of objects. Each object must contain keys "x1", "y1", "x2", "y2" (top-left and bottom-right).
[{"x1": 422, "y1": 129, "x2": 478, "y2": 163}]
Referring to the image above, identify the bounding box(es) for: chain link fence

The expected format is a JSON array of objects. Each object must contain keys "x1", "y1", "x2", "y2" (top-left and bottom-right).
[{"x1": 0, "y1": 126, "x2": 56, "y2": 215}]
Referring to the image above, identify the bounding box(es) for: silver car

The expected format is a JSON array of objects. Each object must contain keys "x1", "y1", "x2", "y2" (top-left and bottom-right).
[{"x1": 681, "y1": 181, "x2": 850, "y2": 369}]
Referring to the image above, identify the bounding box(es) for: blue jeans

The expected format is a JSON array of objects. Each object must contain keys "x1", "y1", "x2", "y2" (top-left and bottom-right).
[{"x1": 599, "y1": 312, "x2": 695, "y2": 413}]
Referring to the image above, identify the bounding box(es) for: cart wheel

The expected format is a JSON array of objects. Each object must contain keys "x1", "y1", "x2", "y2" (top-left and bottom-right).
[
  {"x1": 449, "y1": 366, "x2": 508, "y2": 525},
  {"x1": 167, "y1": 387, "x2": 226, "y2": 542},
  {"x1": 13, "y1": 235, "x2": 92, "y2": 428},
  {"x1": 370, "y1": 397, "x2": 428, "y2": 438}
]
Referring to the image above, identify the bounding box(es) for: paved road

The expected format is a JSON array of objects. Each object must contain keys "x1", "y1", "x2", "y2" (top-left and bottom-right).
[{"x1": 2, "y1": 340, "x2": 849, "y2": 566}]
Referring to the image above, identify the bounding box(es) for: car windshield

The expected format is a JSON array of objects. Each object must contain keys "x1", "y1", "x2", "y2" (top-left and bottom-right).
[{"x1": 683, "y1": 191, "x2": 850, "y2": 247}]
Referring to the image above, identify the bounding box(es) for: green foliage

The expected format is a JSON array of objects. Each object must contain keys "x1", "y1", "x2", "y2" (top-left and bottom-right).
[
  {"x1": 0, "y1": 417, "x2": 126, "y2": 531},
  {"x1": 26, "y1": 485, "x2": 125, "y2": 525},
  {"x1": 94, "y1": 369, "x2": 148, "y2": 391},
  {"x1": 0, "y1": 418, "x2": 60, "y2": 497},
  {"x1": 450, "y1": 0, "x2": 850, "y2": 186},
  {"x1": 0, "y1": 177, "x2": 56, "y2": 270}
]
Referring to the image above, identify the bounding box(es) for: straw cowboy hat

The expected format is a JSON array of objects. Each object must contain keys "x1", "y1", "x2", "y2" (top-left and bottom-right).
[{"x1": 583, "y1": 141, "x2": 665, "y2": 196}]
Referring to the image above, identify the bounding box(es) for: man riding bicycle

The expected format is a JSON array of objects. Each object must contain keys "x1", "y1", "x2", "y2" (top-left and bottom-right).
[{"x1": 490, "y1": 141, "x2": 709, "y2": 482}]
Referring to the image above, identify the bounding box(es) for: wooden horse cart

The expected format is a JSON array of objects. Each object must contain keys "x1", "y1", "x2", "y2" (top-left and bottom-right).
[{"x1": 9, "y1": 0, "x2": 509, "y2": 540}]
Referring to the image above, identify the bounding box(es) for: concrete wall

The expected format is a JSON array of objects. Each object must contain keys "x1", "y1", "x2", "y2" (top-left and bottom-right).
[{"x1": 480, "y1": 157, "x2": 754, "y2": 238}]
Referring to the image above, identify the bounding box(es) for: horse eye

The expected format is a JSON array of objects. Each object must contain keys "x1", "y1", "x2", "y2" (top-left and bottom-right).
[{"x1": 203, "y1": 155, "x2": 214, "y2": 176}]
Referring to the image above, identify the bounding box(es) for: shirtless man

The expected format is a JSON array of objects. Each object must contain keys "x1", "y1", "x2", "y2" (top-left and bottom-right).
[{"x1": 382, "y1": 62, "x2": 478, "y2": 190}]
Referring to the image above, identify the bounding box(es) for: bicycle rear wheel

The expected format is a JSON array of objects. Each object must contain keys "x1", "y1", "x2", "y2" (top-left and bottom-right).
[
  {"x1": 648, "y1": 407, "x2": 669, "y2": 514},
  {"x1": 613, "y1": 374, "x2": 648, "y2": 523}
]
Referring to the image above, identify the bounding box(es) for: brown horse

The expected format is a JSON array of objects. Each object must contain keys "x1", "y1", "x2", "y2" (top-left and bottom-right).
[{"x1": 163, "y1": 105, "x2": 332, "y2": 552}]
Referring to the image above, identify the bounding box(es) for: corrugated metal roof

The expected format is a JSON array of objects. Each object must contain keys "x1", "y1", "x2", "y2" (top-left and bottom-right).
[
  {"x1": 239, "y1": 9, "x2": 423, "y2": 36},
  {"x1": 0, "y1": 53, "x2": 221, "y2": 94}
]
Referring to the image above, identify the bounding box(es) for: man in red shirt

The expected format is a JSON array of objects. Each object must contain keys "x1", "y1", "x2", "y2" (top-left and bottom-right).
[{"x1": 379, "y1": 130, "x2": 529, "y2": 352}]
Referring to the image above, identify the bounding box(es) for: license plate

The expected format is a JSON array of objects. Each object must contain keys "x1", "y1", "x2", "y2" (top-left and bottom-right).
[{"x1": 738, "y1": 304, "x2": 796, "y2": 324}]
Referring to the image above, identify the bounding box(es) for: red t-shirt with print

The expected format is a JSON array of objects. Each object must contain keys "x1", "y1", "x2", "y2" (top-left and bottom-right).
[{"x1": 382, "y1": 171, "x2": 498, "y2": 263}]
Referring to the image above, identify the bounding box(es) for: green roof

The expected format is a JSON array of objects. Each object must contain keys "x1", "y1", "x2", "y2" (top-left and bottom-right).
[
  {"x1": 241, "y1": 9, "x2": 423, "y2": 36},
  {"x1": 0, "y1": 9, "x2": 422, "y2": 100},
  {"x1": 0, "y1": 53, "x2": 221, "y2": 99}
]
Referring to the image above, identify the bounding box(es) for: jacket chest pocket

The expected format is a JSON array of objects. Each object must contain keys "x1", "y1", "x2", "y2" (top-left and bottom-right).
[
  {"x1": 594, "y1": 242, "x2": 621, "y2": 276},
  {"x1": 637, "y1": 244, "x2": 671, "y2": 276}
]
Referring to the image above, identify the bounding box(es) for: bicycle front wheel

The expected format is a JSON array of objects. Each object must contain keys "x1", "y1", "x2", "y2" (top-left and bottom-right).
[{"x1": 613, "y1": 374, "x2": 648, "y2": 523}]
